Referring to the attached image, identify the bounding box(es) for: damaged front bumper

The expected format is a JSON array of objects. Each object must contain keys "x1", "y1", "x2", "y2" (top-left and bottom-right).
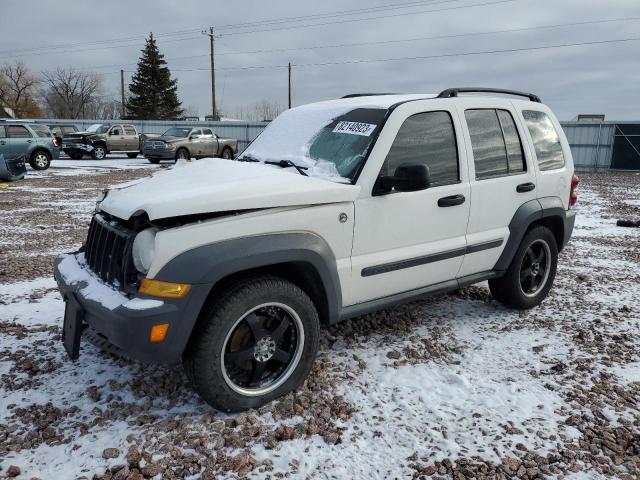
[{"x1": 53, "y1": 253, "x2": 210, "y2": 364}]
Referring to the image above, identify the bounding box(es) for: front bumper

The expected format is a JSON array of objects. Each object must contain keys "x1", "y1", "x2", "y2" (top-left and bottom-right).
[
  {"x1": 53, "y1": 253, "x2": 210, "y2": 364},
  {"x1": 143, "y1": 148, "x2": 175, "y2": 160}
]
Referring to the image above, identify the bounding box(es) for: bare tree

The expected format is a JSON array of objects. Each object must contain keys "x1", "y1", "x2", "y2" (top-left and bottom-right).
[
  {"x1": 0, "y1": 61, "x2": 42, "y2": 118},
  {"x1": 41, "y1": 67, "x2": 103, "y2": 119},
  {"x1": 229, "y1": 99, "x2": 283, "y2": 121}
]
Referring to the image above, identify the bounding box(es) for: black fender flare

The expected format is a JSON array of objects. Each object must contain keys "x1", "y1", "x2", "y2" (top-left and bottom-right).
[
  {"x1": 155, "y1": 232, "x2": 343, "y2": 324},
  {"x1": 494, "y1": 197, "x2": 574, "y2": 271}
]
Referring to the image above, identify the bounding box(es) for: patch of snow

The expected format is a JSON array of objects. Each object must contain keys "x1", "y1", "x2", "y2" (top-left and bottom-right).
[{"x1": 122, "y1": 297, "x2": 164, "y2": 310}]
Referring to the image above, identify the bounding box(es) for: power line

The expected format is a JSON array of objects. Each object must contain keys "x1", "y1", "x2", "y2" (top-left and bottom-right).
[
  {"x1": 0, "y1": 0, "x2": 512, "y2": 61},
  {"x1": 77, "y1": 16, "x2": 640, "y2": 71},
  {"x1": 162, "y1": 35, "x2": 640, "y2": 72}
]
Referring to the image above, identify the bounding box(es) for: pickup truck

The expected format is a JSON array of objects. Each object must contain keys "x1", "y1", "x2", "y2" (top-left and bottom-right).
[
  {"x1": 62, "y1": 123, "x2": 147, "y2": 160},
  {"x1": 143, "y1": 126, "x2": 238, "y2": 163}
]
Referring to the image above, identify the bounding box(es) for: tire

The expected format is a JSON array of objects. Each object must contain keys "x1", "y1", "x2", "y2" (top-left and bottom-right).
[
  {"x1": 184, "y1": 275, "x2": 320, "y2": 412},
  {"x1": 175, "y1": 148, "x2": 190, "y2": 161},
  {"x1": 68, "y1": 153, "x2": 84, "y2": 160},
  {"x1": 29, "y1": 150, "x2": 51, "y2": 170},
  {"x1": 91, "y1": 145, "x2": 107, "y2": 160},
  {"x1": 126, "y1": 153, "x2": 138, "y2": 159},
  {"x1": 221, "y1": 147, "x2": 233, "y2": 160},
  {"x1": 489, "y1": 226, "x2": 558, "y2": 309},
  {"x1": 147, "y1": 158, "x2": 161, "y2": 164}
]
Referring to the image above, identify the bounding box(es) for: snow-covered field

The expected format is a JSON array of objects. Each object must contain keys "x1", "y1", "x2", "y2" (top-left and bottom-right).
[{"x1": 0, "y1": 162, "x2": 639, "y2": 479}]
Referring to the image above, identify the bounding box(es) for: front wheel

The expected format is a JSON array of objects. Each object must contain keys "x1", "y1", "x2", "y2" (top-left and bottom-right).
[
  {"x1": 91, "y1": 145, "x2": 106, "y2": 160},
  {"x1": 184, "y1": 276, "x2": 320, "y2": 412},
  {"x1": 175, "y1": 148, "x2": 190, "y2": 161},
  {"x1": 30, "y1": 150, "x2": 51, "y2": 170},
  {"x1": 489, "y1": 226, "x2": 558, "y2": 309}
]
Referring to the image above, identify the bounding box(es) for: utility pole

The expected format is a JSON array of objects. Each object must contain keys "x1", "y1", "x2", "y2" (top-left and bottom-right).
[
  {"x1": 202, "y1": 27, "x2": 218, "y2": 120},
  {"x1": 288, "y1": 63, "x2": 292, "y2": 109},
  {"x1": 120, "y1": 69, "x2": 125, "y2": 119}
]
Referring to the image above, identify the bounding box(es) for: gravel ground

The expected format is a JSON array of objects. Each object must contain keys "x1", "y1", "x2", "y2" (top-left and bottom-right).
[{"x1": 0, "y1": 164, "x2": 639, "y2": 479}]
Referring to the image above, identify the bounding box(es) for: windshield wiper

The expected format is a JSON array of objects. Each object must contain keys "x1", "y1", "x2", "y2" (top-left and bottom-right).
[
  {"x1": 264, "y1": 160, "x2": 308, "y2": 176},
  {"x1": 236, "y1": 155, "x2": 260, "y2": 163}
]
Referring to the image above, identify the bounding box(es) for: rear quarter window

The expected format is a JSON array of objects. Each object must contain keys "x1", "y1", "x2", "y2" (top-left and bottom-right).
[
  {"x1": 31, "y1": 125, "x2": 53, "y2": 138},
  {"x1": 522, "y1": 110, "x2": 565, "y2": 171}
]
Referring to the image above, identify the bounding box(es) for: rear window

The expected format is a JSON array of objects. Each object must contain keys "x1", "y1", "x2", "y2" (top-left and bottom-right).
[
  {"x1": 31, "y1": 125, "x2": 53, "y2": 138},
  {"x1": 522, "y1": 110, "x2": 565, "y2": 171}
]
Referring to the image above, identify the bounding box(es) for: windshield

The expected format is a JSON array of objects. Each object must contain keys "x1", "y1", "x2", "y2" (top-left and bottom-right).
[
  {"x1": 162, "y1": 127, "x2": 192, "y2": 138},
  {"x1": 86, "y1": 124, "x2": 110, "y2": 134},
  {"x1": 238, "y1": 104, "x2": 387, "y2": 183}
]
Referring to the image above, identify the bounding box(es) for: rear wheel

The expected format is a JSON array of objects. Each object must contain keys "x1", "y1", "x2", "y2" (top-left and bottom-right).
[
  {"x1": 221, "y1": 147, "x2": 233, "y2": 159},
  {"x1": 184, "y1": 276, "x2": 320, "y2": 412},
  {"x1": 29, "y1": 150, "x2": 51, "y2": 170},
  {"x1": 91, "y1": 145, "x2": 106, "y2": 160},
  {"x1": 489, "y1": 226, "x2": 558, "y2": 309},
  {"x1": 126, "y1": 153, "x2": 138, "y2": 159},
  {"x1": 175, "y1": 148, "x2": 190, "y2": 161}
]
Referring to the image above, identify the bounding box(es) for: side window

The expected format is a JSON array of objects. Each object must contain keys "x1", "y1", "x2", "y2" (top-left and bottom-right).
[
  {"x1": 465, "y1": 109, "x2": 525, "y2": 179},
  {"x1": 7, "y1": 125, "x2": 32, "y2": 138},
  {"x1": 124, "y1": 126, "x2": 136, "y2": 135},
  {"x1": 63, "y1": 126, "x2": 77, "y2": 134},
  {"x1": 110, "y1": 126, "x2": 121, "y2": 135},
  {"x1": 202, "y1": 128, "x2": 213, "y2": 136},
  {"x1": 190, "y1": 129, "x2": 203, "y2": 137},
  {"x1": 381, "y1": 111, "x2": 459, "y2": 186},
  {"x1": 522, "y1": 110, "x2": 565, "y2": 171},
  {"x1": 31, "y1": 125, "x2": 52, "y2": 138},
  {"x1": 0, "y1": 126, "x2": 6, "y2": 138}
]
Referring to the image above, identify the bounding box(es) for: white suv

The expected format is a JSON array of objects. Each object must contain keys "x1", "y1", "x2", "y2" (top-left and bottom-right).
[{"x1": 55, "y1": 88, "x2": 578, "y2": 411}]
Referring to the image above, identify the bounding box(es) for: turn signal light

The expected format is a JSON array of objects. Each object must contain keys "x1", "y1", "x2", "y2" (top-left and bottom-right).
[
  {"x1": 139, "y1": 278, "x2": 191, "y2": 298},
  {"x1": 569, "y1": 174, "x2": 579, "y2": 208},
  {"x1": 150, "y1": 323, "x2": 169, "y2": 343}
]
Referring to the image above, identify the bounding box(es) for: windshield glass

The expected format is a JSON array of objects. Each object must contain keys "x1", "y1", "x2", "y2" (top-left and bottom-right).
[
  {"x1": 162, "y1": 127, "x2": 192, "y2": 138},
  {"x1": 86, "y1": 124, "x2": 110, "y2": 134},
  {"x1": 238, "y1": 104, "x2": 387, "y2": 183}
]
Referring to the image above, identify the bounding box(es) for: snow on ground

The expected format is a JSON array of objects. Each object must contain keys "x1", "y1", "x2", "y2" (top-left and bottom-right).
[{"x1": 0, "y1": 166, "x2": 639, "y2": 479}]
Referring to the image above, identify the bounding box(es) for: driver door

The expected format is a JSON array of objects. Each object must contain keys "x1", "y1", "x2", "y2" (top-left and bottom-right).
[
  {"x1": 108, "y1": 125, "x2": 126, "y2": 151},
  {"x1": 348, "y1": 107, "x2": 471, "y2": 305}
]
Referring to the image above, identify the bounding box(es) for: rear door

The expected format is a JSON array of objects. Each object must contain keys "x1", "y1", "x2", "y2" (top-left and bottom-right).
[
  {"x1": 123, "y1": 125, "x2": 139, "y2": 150},
  {"x1": 0, "y1": 125, "x2": 10, "y2": 160},
  {"x1": 455, "y1": 99, "x2": 537, "y2": 277}
]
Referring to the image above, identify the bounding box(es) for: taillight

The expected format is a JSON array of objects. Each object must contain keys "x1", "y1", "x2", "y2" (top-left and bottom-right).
[
  {"x1": 52, "y1": 137, "x2": 60, "y2": 148},
  {"x1": 569, "y1": 173, "x2": 579, "y2": 208}
]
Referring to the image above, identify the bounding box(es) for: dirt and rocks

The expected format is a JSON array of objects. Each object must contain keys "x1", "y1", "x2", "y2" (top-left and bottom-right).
[{"x1": 0, "y1": 166, "x2": 639, "y2": 479}]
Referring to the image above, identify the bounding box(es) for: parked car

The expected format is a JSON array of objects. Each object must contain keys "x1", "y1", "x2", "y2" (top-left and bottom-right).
[
  {"x1": 54, "y1": 88, "x2": 577, "y2": 412},
  {"x1": 143, "y1": 126, "x2": 238, "y2": 163},
  {"x1": 49, "y1": 124, "x2": 79, "y2": 146},
  {"x1": 62, "y1": 123, "x2": 146, "y2": 160},
  {"x1": 0, "y1": 121, "x2": 60, "y2": 170}
]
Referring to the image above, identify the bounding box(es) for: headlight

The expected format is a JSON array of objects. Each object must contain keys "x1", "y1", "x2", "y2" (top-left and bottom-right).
[
  {"x1": 132, "y1": 227, "x2": 159, "y2": 274},
  {"x1": 167, "y1": 143, "x2": 176, "y2": 150}
]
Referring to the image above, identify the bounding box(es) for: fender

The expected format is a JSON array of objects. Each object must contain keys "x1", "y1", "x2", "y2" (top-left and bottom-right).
[
  {"x1": 155, "y1": 232, "x2": 343, "y2": 323},
  {"x1": 494, "y1": 196, "x2": 575, "y2": 271}
]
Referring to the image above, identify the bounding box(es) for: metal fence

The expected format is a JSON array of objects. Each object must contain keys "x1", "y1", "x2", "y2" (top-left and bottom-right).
[
  {"x1": 31, "y1": 118, "x2": 631, "y2": 171},
  {"x1": 36, "y1": 119, "x2": 269, "y2": 153}
]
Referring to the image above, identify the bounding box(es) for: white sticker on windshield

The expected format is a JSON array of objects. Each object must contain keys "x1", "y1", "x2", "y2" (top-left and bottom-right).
[{"x1": 332, "y1": 121, "x2": 377, "y2": 137}]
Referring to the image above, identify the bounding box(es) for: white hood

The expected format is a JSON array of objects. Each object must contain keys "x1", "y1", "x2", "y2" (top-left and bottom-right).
[{"x1": 99, "y1": 158, "x2": 361, "y2": 220}]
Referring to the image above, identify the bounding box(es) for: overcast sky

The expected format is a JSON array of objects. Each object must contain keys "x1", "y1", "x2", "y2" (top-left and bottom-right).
[{"x1": 1, "y1": 0, "x2": 639, "y2": 120}]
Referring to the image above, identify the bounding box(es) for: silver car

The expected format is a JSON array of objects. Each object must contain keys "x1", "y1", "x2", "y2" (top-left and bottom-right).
[{"x1": 143, "y1": 126, "x2": 238, "y2": 164}]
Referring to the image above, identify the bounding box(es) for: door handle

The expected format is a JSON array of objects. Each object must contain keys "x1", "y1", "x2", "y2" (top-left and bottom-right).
[
  {"x1": 438, "y1": 194, "x2": 466, "y2": 207},
  {"x1": 27, "y1": 140, "x2": 32, "y2": 143},
  {"x1": 516, "y1": 182, "x2": 536, "y2": 193}
]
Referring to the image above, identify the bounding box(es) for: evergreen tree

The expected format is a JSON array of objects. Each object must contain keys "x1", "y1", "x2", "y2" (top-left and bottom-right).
[{"x1": 127, "y1": 33, "x2": 183, "y2": 120}]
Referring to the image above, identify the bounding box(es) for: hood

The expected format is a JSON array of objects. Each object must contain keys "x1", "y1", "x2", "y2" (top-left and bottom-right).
[{"x1": 99, "y1": 158, "x2": 360, "y2": 221}]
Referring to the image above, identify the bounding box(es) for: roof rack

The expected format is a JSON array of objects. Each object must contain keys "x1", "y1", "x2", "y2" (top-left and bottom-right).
[
  {"x1": 437, "y1": 88, "x2": 541, "y2": 103},
  {"x1": 341, "y1": 93, "x2": 397, "y2": 99}
]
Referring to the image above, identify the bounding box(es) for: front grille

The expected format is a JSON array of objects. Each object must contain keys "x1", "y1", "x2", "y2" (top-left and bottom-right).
[
  {"x1": 84, "y1": 214, "x2": 136, "y2": 291},
  {"x1": 145, "y1": 140, "x2": 166, "y2": 150}
]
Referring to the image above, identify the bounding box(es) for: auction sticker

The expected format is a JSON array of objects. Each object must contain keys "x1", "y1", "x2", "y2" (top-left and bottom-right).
[{"x1": 332, "y1": 121, "x2": 377, "y2": 136}]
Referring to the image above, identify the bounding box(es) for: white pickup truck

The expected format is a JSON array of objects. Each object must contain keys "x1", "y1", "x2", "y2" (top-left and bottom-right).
[{"x1": 54, "y1": 88, "x2": 578, "y2": 411}]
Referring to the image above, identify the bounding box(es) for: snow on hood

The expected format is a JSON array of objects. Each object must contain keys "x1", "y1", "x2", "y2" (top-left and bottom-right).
[{"x1": 99, "y1": 158, "x2": 361, "y2": 221}]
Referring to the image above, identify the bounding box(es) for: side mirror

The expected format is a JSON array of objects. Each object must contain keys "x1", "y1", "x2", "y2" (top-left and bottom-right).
[{"x1": 376, "y1": 162, "x2": 431, "y2": 194}]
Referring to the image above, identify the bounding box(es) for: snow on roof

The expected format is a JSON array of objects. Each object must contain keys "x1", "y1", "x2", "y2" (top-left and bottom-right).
[{"x1": 309, "y1": 94, "x2": 437, "y2": 110}]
